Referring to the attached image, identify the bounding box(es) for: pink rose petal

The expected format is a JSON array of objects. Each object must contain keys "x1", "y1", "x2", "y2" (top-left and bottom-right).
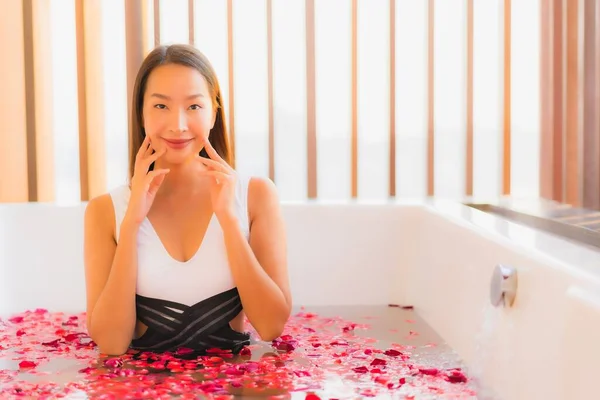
[{"x1": 103, "y1": 358, "x2": 123, "y2": 369}]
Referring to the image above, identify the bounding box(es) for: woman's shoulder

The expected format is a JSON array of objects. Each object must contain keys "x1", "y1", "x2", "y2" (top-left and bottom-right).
[
  {"x1": 84, "y1": 184, "x2": 130, "y2": 233},
  {"x1": 84, "y1": 193, "x2": 116, "y2": 233},
  {"x1": 247, "y1": 176, "x2": 277, "y2": 197},
  {"x1": 246, "y1": 176, "x2": 280, "y2": 218},
  {"x1": 86, "y1": 185, "x2": 129, "y2": 211}
]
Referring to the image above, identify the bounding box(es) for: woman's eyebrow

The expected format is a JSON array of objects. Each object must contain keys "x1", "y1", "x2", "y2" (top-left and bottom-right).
[{"x1": 149, "y1": 93, "x2": 205, "y2": 100}]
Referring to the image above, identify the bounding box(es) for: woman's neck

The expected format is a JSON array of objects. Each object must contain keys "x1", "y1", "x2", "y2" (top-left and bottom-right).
[{"x1": 153, "y1": 158, "x2": 206, "y2": 197}]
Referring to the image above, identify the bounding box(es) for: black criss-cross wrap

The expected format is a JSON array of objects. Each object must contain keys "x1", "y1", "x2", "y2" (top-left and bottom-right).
[{"x1": 130, "y1": 287, "x2": 251, "y2": 355}]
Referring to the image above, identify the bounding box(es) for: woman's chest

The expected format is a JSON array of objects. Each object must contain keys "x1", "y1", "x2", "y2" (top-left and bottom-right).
[{"x1": 134, "y1": 219, "x2": 236, "y2": 306}]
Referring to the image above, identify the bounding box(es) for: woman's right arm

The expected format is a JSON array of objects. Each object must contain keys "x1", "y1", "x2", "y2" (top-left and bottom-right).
[
  {"x1": 84, "y1": 136, "x2": 168, "y2": 355},
  {"x1": 83, "y1": 195, "x2": 141, "y2": 356}
]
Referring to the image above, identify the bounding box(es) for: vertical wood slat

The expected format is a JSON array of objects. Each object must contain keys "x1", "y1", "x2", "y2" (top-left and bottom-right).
[
  {"x1": 466, "y1": 0, "x2": 474, "y2": 197},
  {"x1": 80, "y1": 0, "x2": 107, "y2": 199},
  {"x1": 565, "y1": 0, "x2": 579, "y2": 205},
  {"x1": 552, "y1": 0, "x2": 565, "y2": 202},
  {"x1": 124, "y1": 0, "x2": 150, "y2": 187},
  {"x1": 577, "y1": 0, "x2": 600, "y2": 209},
  {"x1": 389, "y1": 0, "x2": 396, "y2": 197},
  {"x1": 188, "y1": 0, "x2": 195, "y2": 45},
  {"x1": 581, "y1": 0, "x2": 599, "y2": 209},
  {"x1": 0, "y1": 1, "x2": 29, "y2": 202},
  {"x1": 540, "y1": 0, "x2": 555, "y2": 200},
  {"x1": 22, "y1": 0, "x2": 39, "y2": 201},
  {"x1": 227, "y1": 0, "x2": 236, "y2": 166},
  {"x1": 502, "y1": 0, "x2": 512, "y2": 196},
  {"x1": 24, "y1": 0, "x2": 55, "y2": 202},
  {"x1": 306, "y1": 0, "x2": 317, "y2": 199},
  {"x1": 154, "y1": 0, "x2": 160, "y2": 46},
  {"x1": 427, "y1": 0, "x2": 435, "y2": 197},
  {"x1": 124, "y1": 0, "x2": 147, "y2": 119},
  {"x1": 351, "y1": 0, "x2": 358, "y2": 198},
  {"x1": 596, "y1": 0, "x2": 600, "y2": 208},
  {"x1": 75, "y1": 0, "x2": 89, "y2": 200},
  {"x1": 267, "y1": 0, "x2": 275, "y2": 182}
]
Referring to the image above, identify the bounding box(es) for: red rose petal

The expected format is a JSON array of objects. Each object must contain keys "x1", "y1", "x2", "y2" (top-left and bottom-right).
[
  {"x1": 175, "y1": 347, "x2": 194, "y2": 356},
  {"x1": 330, "y1": 340, "x2": 348, "y2": 346},
  {"x1": 305, "y1": 394, "x2": 321, "y2": 400},
  {"x1": 384, "y1": 349, "x2": 402, "y2": 357},
  {"x1": 276, "y1": 342, "x2": 295, "y2": 352},
  {"x1": 206, "y1": 347, "x2": 231, "y2": 354},
  {"x1": 352, "y1": 366, "x2": 369, "y2": 374},
  {"x1": 446, "y1": 370, "x2": 468, "y2": 383},
  {"x1": 63, "y1": 333, "x2": 84, "y2": 342},
  {"x1": 18, "y1": 360, "x2": 37, "y2": 369},
  {"x1": 239, "y1": 347, "x2": 252, "y2": 356},
  {"x1": 370, "y1": 358, "x2": 387, "y2": 366},
  {"x1": 419, "y1": 368, "x2": 439, "y2": 376}
]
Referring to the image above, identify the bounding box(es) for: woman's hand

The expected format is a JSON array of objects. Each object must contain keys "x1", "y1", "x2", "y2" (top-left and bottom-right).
[
  {"x1": 125, "y1": 136, "x2": 169, "y2": 225},
  {"x1": 197, "y1": 136, "x2": 237, "y2": 222}
]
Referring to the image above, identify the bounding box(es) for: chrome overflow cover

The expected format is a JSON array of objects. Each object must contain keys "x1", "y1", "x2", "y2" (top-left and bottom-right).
[{"x1": 490, "y1": 264, "x2": 518, "y2": 307}]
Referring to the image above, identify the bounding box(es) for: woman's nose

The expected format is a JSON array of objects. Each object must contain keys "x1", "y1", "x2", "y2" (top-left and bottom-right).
[{"x1": 170, "y1": 108, "x2": 188, "y2": 132}]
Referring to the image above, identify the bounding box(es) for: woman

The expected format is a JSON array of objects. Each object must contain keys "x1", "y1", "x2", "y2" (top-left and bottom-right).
[{"x1": 83, "y1": 44, "x2": 292, "y2": 356}]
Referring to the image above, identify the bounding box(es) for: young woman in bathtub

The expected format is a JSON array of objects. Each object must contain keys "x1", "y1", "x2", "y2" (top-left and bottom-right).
[{"x1": 83, "y1": 44, "x2": 292, "y2": 356}]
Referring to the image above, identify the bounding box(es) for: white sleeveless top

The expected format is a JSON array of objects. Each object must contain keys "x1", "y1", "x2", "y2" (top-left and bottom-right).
[{"x1": 109, "y1": 174, "x2": 252, "y2": 308}]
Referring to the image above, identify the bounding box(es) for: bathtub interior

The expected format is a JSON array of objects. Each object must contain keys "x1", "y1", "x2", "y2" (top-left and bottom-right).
[{"x1": 1, "y1": 200, "x2": 600, "y2": 399}]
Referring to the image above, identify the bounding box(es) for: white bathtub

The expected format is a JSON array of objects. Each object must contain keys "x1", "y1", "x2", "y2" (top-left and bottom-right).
[{"x1": 1, "y1": 199, "x2": 599, "y2": 400}]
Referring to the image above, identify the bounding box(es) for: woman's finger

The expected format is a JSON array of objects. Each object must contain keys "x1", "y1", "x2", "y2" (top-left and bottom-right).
[
  {"x1": 197, "y1": 156, "x2": 229, "y2": 173},
  {"x1": 144, "y1": 147, "x2": 166, "y2": 170},
  {"x1": 202, "y1": 137, "x2": 228, "y2": 166},
  {"x1": 145, "y1": 168, "x2": 170, "y2": 187},
  {"x1": 147, "y1": 169, "x2": 169, "y2": 195},
  {"x1": 198, "y1": 169, "x2": 231, "y2": 184},
  {"x1": 136, "y1": 135, "x2": 151, "y2": 162}
]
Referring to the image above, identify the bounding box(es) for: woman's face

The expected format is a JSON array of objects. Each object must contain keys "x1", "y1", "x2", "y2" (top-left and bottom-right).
[{"x1": 142, "y1": 63, "x2": 216, "y2": 165}]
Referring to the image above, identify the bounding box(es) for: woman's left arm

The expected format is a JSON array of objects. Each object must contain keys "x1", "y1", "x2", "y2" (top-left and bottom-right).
[{"x1": 219, "y1": 177, "x2": 292, "y2": 341}]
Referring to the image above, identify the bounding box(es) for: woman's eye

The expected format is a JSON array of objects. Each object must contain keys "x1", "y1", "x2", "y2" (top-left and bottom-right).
[
  {"x1": 189, "y1": 104, "x2": 202, "y2": 110},
  {"x1": 154, "y1": 104, "x2": 167, "y2": 110}
]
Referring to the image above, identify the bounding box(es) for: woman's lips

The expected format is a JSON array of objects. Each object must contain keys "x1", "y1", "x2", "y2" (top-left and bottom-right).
[{"x1": 163, "y1": 137, "x2": 193, "y2": 149}]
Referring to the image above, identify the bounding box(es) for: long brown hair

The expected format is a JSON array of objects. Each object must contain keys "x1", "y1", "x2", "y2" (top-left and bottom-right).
[{"x1": 128, "y1": 44, "x2": 233, "y2": 180}]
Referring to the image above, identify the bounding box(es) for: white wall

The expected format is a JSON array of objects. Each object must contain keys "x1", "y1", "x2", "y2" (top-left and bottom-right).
[{"x1": 0, "y1": 202, "x2": 413, "y2": 315}]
